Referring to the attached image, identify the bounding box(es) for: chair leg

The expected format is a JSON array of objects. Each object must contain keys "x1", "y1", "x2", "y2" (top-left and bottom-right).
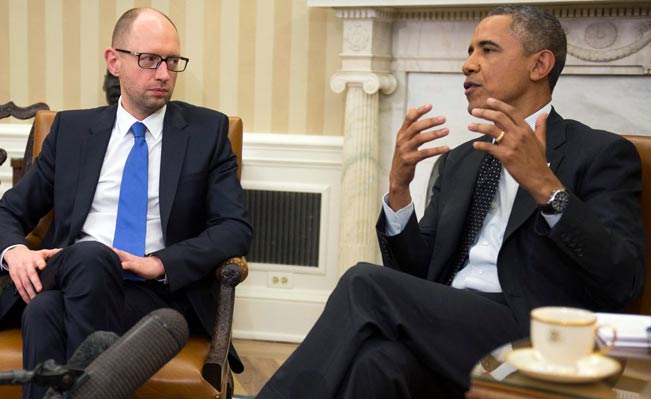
[{"x1": 227, "y1": 369, "x2": 234, "y2": 399}]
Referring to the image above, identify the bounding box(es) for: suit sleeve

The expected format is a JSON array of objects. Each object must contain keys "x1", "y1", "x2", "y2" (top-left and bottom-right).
[
  {"x1": 535, "y1": 137, "x2": 646, "y2": 309},
  {"x1": 151, "y1": 115, "x2": 252, "y2": 292},
  {"x1": 377, "y1": 153, "x2": 450, "y2": 279}
]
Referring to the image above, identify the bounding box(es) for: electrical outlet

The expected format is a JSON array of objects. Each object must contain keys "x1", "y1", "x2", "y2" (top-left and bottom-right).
[{"x1": 268, "y1": 272, "x2": 294, "y2": 289}]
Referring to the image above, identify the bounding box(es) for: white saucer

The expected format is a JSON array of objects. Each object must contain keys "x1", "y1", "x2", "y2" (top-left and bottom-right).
[{"x1": 504, "y1": 348, "x2": 621, "y2": 383}]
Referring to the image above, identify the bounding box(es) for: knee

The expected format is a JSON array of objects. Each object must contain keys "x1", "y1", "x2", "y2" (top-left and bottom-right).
[
  {"x1": 326, "y1": 263, "x2": 391, "y2": 314},
  {"x1": 66, "y1": 241, "x2": 119, "y2": 263},
  {"x1": 339, "y1": 262, "x2": 383, "y2": 286},
  {"x1": 58, "y1": 241, "x2": 122, "y2": 284},
  {"x1": 336, "y1": 262, "x2": 390, "y2": 296}
]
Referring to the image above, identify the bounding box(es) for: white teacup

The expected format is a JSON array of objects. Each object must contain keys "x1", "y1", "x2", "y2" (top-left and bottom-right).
[{"x1": 530, "y1": 307, "x2": 616, "y2": 368}]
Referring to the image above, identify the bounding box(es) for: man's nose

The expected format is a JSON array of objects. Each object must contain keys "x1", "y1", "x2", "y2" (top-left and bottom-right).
[
  {"x1": 462, "y1": 54, "x2": 478, "y2": 75},
  {"x1": 155, "y1": 62, "x2": 171, "y2": 80}
]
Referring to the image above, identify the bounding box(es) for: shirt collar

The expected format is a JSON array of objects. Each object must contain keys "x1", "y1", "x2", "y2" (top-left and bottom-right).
[
  {"x1": 116, "y1": 96, "x2": 166, "y2": 140},
  {"x1": 525, "y1": 102, "x2": 552, "y2": 132}
]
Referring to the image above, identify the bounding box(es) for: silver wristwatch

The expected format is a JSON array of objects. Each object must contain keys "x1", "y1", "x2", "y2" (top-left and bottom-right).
[{"x1": 539, "y1": 188, "x2": 569, "y2": 214}]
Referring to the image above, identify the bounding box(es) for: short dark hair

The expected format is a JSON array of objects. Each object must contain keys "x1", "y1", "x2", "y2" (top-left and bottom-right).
[
  {"x1": 487, "y1": 5, "x2": 566, "y2": 91},
  {"x1": 111, "y1": 8, "x2": 177, "y2": 48}
]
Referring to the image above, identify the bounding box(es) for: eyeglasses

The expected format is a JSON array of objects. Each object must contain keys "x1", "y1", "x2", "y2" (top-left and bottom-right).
[{"x1": 115, "y1": 49, "x2": 189, "y2": 72}]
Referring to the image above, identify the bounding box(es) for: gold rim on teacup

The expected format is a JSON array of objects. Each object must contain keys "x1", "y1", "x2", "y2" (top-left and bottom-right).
[
  {"x1": 530, "y1": 307, "x2": 618, "y2": 355},
  {"x1": 530, "y1": 307, "x2": 596, "y2": 327}
]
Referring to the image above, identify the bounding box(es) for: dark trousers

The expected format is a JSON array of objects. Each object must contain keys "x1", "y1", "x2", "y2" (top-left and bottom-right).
[
  {"x1": 1, "y1": 241, "x2": 197, "y2": 399},
  {"x1": 257, "y1": 263, "x2": 523, "y2": 399}
]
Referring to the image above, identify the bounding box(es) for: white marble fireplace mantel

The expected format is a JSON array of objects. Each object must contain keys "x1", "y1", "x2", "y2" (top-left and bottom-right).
[
  {"x1": 310, "y1": 0, "x2": 650, "y2": 6},
  {"x1": 309, "y1": 0, "x2": 651, "y2": 273}
]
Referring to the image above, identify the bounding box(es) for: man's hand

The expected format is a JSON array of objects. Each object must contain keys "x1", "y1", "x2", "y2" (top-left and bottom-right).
[
  {"x1": 389, "y1": 104, "x2": 450, "y2": 211},
  {"x1": 470, "y1": 98, "x2": 563, "y2": 204},
  {"x1": 5, "y1": 246, "x2": 62, "y2": 303},
  {"x1": 113, "y1": 249, "x2": 165, "y2": 280}
]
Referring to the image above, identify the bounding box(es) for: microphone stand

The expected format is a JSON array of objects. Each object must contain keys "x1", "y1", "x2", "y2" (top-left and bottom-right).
[{"x1": 0, "y1": 359, "x2": 85, "y2": 392}]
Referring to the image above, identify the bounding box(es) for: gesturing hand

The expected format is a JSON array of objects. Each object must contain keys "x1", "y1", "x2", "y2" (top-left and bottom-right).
[
  {"x1": 389, "y1": 104, "x2": 450, "y2": 211},
  {"x1": 5, "y1": 246, "x2": 62, "y2": 303},
  {"x1": 469, "y1": 98, "x2": 563, "y2": 204}
]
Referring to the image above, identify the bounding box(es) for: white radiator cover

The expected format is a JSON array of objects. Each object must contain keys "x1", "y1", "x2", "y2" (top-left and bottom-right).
[{"x1": 0, "y1": 126, "x2": 344, "y2": 342}]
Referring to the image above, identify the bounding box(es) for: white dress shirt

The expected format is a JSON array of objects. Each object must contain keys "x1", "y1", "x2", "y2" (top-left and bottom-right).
[
  {"x1": 77, "y1": 98, "x2": 166, "y2": 254},
  {"x1": 1, "y1": 98, "x2": 166, "y2": 269},
  {"x1": 383, "y1": 103, "x2": 557, "y2": 293}
]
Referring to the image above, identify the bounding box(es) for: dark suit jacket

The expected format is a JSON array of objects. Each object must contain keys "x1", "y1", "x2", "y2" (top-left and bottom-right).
[
  {"x1": 377, "y1": 109, "x2": 647, "y2": 334},
  {"x1": 0, "y1": 101, "x2": 252, "y2": 369}
]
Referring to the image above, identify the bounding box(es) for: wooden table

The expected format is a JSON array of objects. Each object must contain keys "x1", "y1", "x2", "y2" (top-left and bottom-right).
[{"x1": 467, "y1": 340, "x2": 651, "y2": 399}]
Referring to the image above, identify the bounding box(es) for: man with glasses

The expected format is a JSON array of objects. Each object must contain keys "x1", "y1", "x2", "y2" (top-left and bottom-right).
[{"x1": 0, "y1": 8, "x2": 251, "y2": 399}]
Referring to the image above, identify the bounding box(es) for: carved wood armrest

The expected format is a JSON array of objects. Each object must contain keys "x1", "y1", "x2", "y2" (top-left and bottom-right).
[
  {"x1": 202, "y1": 257, "x2": 248, "y2": 395},
  {"x1": 11, "y1": 158, "x2": 24, "y2": 186},
  {"x1": 216, "y1": 257, "x2": 248, "y2": 286}
]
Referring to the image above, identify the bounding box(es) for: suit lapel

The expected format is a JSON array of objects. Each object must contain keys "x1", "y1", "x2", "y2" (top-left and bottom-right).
[
  {"x1": 159, "y1": 103, "x2": 189, "y2": 240},
  {"x1": 503, "y1": 109, "x2": 566, "y2": 241},
  {"x1": 68, "y1": 106, "x2": 117, "y2": 242}
]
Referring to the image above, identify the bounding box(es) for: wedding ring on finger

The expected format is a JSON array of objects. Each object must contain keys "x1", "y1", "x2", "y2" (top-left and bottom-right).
[{"x1": 495, "y1": 131, "x2": 505, "y2": 145}]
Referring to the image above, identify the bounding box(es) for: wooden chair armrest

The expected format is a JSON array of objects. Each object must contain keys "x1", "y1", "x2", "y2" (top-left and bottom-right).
[
  {"x1": 215, "y1": 257, "x2": 248, "y2": 286},
  {"x1": 201, "y1": 257, "x2": 248, "y2": 394},
  {"x1": 0, "y1": 149, "x2": 6, "y2": 166},
  {"x1": 10, "y1": 158, "x2": 24, "y2": 186}
]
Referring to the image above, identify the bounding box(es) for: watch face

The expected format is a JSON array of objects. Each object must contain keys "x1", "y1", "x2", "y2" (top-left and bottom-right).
[{"x1": 551, "y1": 189, "x2": 569, "y2": 213}]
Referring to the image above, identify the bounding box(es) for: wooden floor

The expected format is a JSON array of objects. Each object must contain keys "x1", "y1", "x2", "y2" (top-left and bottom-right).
[{"x1": 232, "y1": 338, "x2": 299, "y2": 397}]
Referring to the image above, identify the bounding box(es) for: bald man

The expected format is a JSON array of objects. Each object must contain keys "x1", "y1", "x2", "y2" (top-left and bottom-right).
[{"x1": 0, "y1": 8, "x2": 251, "y2": 398}]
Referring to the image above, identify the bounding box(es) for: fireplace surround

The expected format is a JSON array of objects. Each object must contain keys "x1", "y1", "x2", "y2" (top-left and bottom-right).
[{"x1": 309, "y1": 0, "x2": 651, "y2": 271}]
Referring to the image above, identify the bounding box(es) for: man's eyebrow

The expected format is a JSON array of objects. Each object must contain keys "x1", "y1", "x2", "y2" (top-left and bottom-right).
[
  {"x1": 478, "y1": 40, "x2": 501, "y2": 49},
  {"x1": 467, "y1": 40, "x2": 501, "y2": 54}
]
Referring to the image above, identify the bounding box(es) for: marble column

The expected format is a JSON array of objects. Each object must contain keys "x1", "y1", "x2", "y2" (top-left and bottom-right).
[{"x1": 330, "y1": 8, "x2": 397, "y2": 274}]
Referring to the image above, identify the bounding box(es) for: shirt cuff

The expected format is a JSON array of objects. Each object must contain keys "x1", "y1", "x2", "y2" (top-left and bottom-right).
[
  {"x1": 382, "y1": 193, "x2": 414, "y2": 237},
  {"x1": 541, "y1": 212, "x2": 562, "y2": 228},
  {"x1": 1, "y1": 244, "x2": 28, "y2": 271}
]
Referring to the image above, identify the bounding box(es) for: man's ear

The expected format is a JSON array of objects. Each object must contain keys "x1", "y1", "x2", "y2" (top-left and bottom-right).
[
  {"x1": 530, "y1": 49, "x2": 555, "y2": 83},
  {"x1": 105, "y1": 48, "x2": 120, "y2": 77}
]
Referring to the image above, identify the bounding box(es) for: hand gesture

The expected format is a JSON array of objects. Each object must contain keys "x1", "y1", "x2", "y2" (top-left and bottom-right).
[
  {"x1": 389, "y1": 104, "x2": 450, "y2": 211},
  {"x1": 469, "y1": 98, "x2": 563, "y2": 204}
]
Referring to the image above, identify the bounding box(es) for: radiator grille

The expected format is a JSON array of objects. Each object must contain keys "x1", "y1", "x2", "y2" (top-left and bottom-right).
[{"x1": 245, "y1": 189, "x2": 321, "y2": 267}]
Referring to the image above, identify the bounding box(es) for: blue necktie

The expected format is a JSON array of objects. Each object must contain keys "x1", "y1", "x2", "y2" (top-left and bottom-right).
[{"x1": 113, "y1": 122, "x2": 148, "y2": 280}]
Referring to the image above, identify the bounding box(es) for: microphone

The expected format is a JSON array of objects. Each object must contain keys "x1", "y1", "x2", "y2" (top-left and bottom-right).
[
  {"x1": 43, "y1": 331, "x2": 120, "y2": 398},
  {"x1": 63, "y1": 308, "x2": 189, "y2": 399},
  {"x1": 0, "y1": 360, "x2": 82, "y2": 390},
  {"x1": 0, "y1": 331, "x2": 119, "y2": 391}
]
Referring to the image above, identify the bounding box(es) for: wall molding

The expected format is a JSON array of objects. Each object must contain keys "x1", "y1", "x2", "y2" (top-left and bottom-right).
[
  {"x1": 309, "y1": 0, "x2": 651, "y2": 6},
  {"x1": 394, "y1": 6, "x2": 651, "y2": 21},
  {"x1": 243, "y1": 133, "x2": 343, "y2": 168}
]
